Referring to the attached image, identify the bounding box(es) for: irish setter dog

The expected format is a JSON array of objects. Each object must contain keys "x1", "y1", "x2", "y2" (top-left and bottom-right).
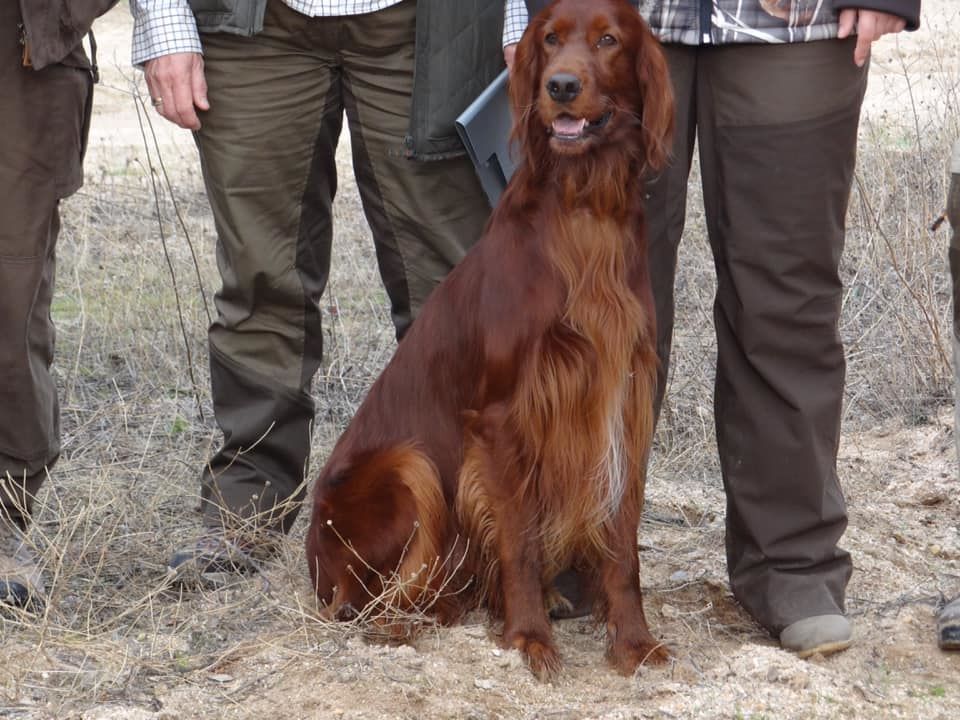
[{"x1": 306, "y1": 0, "x2": 673, "y2": 680}]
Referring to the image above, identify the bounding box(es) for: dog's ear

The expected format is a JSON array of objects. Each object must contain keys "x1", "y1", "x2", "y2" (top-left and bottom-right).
[
  {"x1": 509, "y1": 12, "x2": 548, "y2": 169},
  {"x1": 634, "y1": 21, "x2": 674, "y2": 173}
]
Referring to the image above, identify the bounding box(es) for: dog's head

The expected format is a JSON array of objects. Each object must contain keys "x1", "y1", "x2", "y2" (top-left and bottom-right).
[{"x1": 509, "y1": 0, "x2": 673, "y2": 172}]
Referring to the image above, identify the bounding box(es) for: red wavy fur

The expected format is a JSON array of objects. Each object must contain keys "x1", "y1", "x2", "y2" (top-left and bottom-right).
[{"x1": 306, "y1": 0, "x2": 674, "y2": 679}]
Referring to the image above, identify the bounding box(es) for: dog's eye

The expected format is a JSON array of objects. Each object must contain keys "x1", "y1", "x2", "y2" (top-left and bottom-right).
[
  {"x1": 597, "y1": 34, "x2": 617, "y2": 48},
  {"x1": 545, "y1": 32, "x2": 559, "y2": 45}
]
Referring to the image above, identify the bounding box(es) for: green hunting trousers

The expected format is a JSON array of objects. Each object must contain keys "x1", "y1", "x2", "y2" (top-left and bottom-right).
[
  {"x1": 0, "y1": 3, "x2": 92, "y2": 527},
  {"x1": 193, "y1": 0, "x2": 489, "y2": 533},
  {"x1": 645, "y1": 39, "x2": 868, "y2": 634}
]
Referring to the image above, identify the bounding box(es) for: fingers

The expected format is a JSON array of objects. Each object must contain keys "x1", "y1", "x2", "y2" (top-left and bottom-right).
[
  {"x1": 191, "y1": 64, "x2": 210, "y2": 113},
  {"x1": 837, "y1": 10, "x2": 908, "y2": 67},
  {"x1": 853, "y1": 33, "x2": 872, "y2": 68},
  {"x1": 144, "y1": 52, "x2": 207, "y2": 130},
  {"x1": 504, "y1": 44, "x2": 517, "y2": 73},
  {"x1": 837, "y1": 8, "x2": 856, "y2": 39}
]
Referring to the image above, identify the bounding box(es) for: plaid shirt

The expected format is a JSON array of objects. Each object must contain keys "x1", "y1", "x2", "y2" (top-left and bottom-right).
[
  {"x1": 503, "y1": 0, "x2": 528, "y2": 47},
  {"x1": 130, "y1": 0, "x2": 402, "y2": 65},
  {"x1": 503, "y1": 0, "x2": 919, "y2": 47},
  {"x1": 644, "y1": 0, "x2": 843, "y2": 44}
]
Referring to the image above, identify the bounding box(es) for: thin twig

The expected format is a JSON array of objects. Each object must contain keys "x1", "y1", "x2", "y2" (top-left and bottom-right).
[{"x1": 131, "y1": 87, "x2": 206, "y2": 422}]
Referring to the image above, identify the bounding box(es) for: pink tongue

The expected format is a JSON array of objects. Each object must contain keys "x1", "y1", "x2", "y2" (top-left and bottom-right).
[{"x1": 553, "y1": 117, "x2": 586, "y2": 137}]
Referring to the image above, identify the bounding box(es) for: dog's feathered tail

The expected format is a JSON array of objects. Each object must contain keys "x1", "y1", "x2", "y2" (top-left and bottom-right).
[{"x1": 306, "y1": 443, "x2": 456, "y2": 633}]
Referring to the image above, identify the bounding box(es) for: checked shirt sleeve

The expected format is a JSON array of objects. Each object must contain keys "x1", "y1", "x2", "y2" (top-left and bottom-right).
[
  {"x1": 502, "y1": 0, "x2": 529, "y2": 48},
  {"x1": 129, "y1": 0, "x2": 202, "y2": 66}
]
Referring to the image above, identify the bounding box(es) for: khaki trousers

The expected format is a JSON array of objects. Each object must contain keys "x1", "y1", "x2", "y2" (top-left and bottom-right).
[
  {"x1": 0, "y1": 4, "x2": 92, "y2": 526},
  {"x1": 646, "y1": 39, "x2": 867, "y2": 633},
  {"x1": 193, "y1": 0, "x2": 490, "y2": 532}
]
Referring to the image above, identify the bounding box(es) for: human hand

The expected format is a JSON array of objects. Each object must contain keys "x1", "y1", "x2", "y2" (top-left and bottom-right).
[
  {"x1": 504, "y1": 43, "x2": 517, "y2": 73},
  {"x1": 144, "y1": 52, "x2": 209, "y2": 130},
  {"x1": 837, "y1": 9, "x2": 907, "y2": 67}
]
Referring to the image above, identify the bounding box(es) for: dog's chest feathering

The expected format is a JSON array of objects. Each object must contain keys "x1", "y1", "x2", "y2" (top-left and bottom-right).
[{"x1": 519, "y1": 211, "x2": 648, "y2": 547}]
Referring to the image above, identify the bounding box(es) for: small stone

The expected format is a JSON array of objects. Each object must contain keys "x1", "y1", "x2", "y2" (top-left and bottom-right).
[{"x1": 661, "y1": 603, "x2": 680, "y2": 619}]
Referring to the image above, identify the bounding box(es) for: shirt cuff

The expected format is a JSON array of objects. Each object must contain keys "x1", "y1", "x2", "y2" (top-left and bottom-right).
[
  {"x1": 503, "y1": 0, "x2": 528, "y2": 47},
  {"x1": 130, "y1": 1, "x2": 202, "y2": 66}
]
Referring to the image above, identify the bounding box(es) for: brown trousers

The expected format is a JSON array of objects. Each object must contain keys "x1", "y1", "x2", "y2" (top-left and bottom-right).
[
  {"x1": 193, "y1": 0, "x2": 490, "y2": 532},
  {"x1": 646, "y1": 39, "x2": 868, "y2": 633},
  {"x1": 0, "y1": 4, "x2": 92, "y2": 526}
]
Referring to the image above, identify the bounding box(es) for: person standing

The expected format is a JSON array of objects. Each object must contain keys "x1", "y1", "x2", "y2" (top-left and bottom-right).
[
  {"x1": 503, "y1": 0, "x2": 919, "y2": 656},
  {"x1": 129, "y1": 0, "x2": 502, "y2": 580},
  {"x1": 0, "y1": 0, "x2": 118, "y2": 611},
  {"x1": 940, "y1": 139, "x2": 960, "y2": 651}
]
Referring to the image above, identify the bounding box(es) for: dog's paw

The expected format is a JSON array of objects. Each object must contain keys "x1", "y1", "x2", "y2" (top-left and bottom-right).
[
  {"x1": 524, "y1": 638, "x2": 564, "y2": 682},
  {"x1": 505, "y1": 630, "x2": 563, "y2": 682},
  {"x1": 607, "y1": 630, "x2": 669, "y2": 675}
]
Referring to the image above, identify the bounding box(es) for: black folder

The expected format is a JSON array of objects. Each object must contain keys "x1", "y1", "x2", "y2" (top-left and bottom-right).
[{"x1": 455, "y1": 69, "x2": 518, "y2": 208}]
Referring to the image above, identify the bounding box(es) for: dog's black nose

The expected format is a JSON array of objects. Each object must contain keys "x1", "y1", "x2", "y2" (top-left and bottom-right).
[{"x1": 546, "y1": 73, "x2": 582, "y2": 103}]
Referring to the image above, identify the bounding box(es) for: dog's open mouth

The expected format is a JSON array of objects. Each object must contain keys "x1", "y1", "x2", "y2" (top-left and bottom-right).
[{"x1": 550, "y1": 111, "x2": 613, "y2": 141}]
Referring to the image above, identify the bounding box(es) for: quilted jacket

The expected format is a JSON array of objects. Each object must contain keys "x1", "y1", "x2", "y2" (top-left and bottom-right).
[{"x1": 409, "y1": 0, "x2": 506, "y2": 159}]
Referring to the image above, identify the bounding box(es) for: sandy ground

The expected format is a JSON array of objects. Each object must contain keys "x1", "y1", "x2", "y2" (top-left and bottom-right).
[{"x1": 9, "y1": 2, "x2": 959, "y2": 719}]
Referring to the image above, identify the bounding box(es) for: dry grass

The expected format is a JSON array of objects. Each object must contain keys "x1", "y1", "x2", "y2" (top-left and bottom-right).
[{"x1": 2, "y1": 5, "x2": 960, "y2": 718}]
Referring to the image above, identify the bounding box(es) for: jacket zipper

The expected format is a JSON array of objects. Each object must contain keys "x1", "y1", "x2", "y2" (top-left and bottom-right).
[{"x1": 700, "y1": 0, "x2": 712, "y2": 44}]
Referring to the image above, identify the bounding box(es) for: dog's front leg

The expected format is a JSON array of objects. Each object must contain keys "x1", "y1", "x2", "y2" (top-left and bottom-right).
[
  {"x1": 600, "y1": 490, "x2": 669, "y2": 674},
  {"x1": 468, "y1": 401, "x2": 561, "y2": 680},
  {"x1": 493, "y1": 496, "x2": 562, "y2": 681}
]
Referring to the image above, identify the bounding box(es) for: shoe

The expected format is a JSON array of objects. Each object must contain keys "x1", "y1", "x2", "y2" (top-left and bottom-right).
[
  {"x1": 0, "y1": 522, "x2": 45, "y2": 613},
  {"x1": 938, "y1": 597, "x2": 960, "y2": 650},
  {"x1": 548, "y1": 567, "x2": 595, "y2": 620},
  {"x1": 167, "y1": 531, "x2": 262, "y2": 587},
  {"x1": 779, "y1": 614, "x2": 852, "y2": 658}
]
